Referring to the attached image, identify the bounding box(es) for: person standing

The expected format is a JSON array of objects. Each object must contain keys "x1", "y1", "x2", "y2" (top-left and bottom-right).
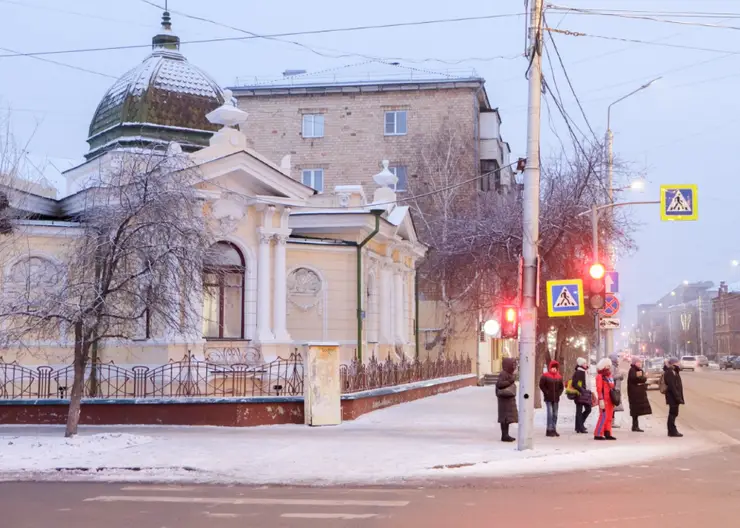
[
  {"x1": 627, "y1": 358, "x2": 652, "y2": 432},
  {"x1": 664, "y1": 357, "x2": 685, "y2": 437},
  {"x1": 496, "y1": 357, "x2": 518, "y2": 442},
  {"x1": 609, "y1": 353, "x2": 625, "y2": 428},
  {"x1": 594, "y1": 358, "x2": 616, "y2": 440},
  {"x1": 539, "y1": 360, "x2": 565, "y2": 437},
  {"x1": 572, "y1": 357, "x2": 592, "y2": 434}
]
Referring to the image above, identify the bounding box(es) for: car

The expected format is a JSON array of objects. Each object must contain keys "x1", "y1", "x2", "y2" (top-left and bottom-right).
[
  {"x1": 644, "y1": 358, "x2": 664, "y2": 390},
  {"x1": 697, "y1": 355, "x2": 709, "y2": 367},
  {"x1": 680, "y1": 356, "x2": 698, "y2": 371},
  {"x1": 708, "y1": 361, "x2": 720, "y2": 370},
  {"x1": 732, "y1": 357, "x2": 740, "y2": 370},
  {"x1": 720, "y1": 356, "x2": 736, "y2": 370}
]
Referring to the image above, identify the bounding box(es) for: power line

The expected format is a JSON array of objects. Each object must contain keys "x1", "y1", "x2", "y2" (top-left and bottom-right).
[
  {"x1": 0, "y1": 12, "x2": 526, "y2": 59},
  {"x1": 548, "y1": 5, "x2": 740, "y2": 30},
  {"x1": 543, "y1": 17, "x2": 597, "y2": 141},
  {"x1": 0, "y1": 46, "x2": 116, "y2": 79}
]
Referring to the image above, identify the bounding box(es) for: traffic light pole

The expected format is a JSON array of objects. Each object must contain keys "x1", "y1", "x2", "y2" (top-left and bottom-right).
[
  {"x1": 518, "y1": 0, "x2": 543, "y2": 452},
  {"x1": 581, "y1": 200, "x2": 659, "y2": 360}
]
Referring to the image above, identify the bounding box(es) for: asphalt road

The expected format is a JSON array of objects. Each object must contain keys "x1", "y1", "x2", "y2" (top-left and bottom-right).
[{"x1": 2, "y1": 368, "x2": 740, "y2": 528}]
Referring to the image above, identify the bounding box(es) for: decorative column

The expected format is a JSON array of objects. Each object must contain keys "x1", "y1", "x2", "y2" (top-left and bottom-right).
[
  {"x1": 273, "y1": 234, "x2": 291, "y2": 342},
  {"x1": 394, "y1": 265, "x2": 405, "y2": 343},
  {"x1": 257, "y1": 228, "x2": 274, "y2": 342},
  {"x1": 380, "y1": 258, "x2": 393, "y2": 343}
]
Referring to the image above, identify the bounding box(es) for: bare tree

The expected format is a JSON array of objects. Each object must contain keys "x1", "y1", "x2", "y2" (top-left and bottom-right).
[{"x1": 0, "y1": 145, "x2": 214, "y2": 436}]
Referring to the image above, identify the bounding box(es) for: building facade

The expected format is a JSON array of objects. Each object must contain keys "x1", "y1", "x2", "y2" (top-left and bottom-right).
[
  {"x1": 712, "y1": 282, "x2": 740, "y2": 357},
  {"x1": 0, "y1": 13, "x2": 426, "y2": 368}
]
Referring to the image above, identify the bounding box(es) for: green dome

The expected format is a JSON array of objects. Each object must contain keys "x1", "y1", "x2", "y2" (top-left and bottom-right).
[{"x1": 86, "y1": 11, "x2": 225, "y2": 159}]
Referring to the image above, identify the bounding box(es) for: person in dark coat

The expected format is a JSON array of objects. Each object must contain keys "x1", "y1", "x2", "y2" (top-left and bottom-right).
[
  {"x1": 496, "y1": 357, "x2": 518, "y2": 442},
  {"x1": 539, "y1": 360, "x2": 565, "y2": 437},
  {"x1": 572, "y1": 357, "x2": 592, "y2": 434},
  {"x1": 664, "y1": 357, "x2": 685, "y2": 437},
  {"x1": 627, "y1": 358, "x2": 652, "y2": 432}
]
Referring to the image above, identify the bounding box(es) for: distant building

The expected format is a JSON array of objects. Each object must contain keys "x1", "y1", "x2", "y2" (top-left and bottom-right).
[
  {"x1": 712, "y1": 282, "x2": 740, "y2": 357},
  {"x1": 636, "y1": 281, "x2": 715, "y2": 358},
  {"x1": 229, "y1": 66, "x2": 516, "y2": 197}
]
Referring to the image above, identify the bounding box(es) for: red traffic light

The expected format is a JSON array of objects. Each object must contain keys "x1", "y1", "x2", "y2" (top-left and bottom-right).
[
  {"x1": 501, "y1": 305, "x2": 519, "y2": 339},
  {"x1": 589, "y1": 263, "x2": 605, "y2": 280},
  {"x1": 504, "y1": 307, "x2": 517, "y2": 323}
]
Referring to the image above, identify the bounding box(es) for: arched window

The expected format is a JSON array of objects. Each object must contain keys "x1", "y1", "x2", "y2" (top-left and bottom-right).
[{"x1": 202, "y1": 242, "x2": 245, "y2": 339}]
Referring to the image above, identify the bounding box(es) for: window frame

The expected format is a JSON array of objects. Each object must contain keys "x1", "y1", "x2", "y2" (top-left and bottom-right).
[
  {"x1": 384, "y1": 110, "x2": 408, "y2": 136},
  {"x1": 301, "y1": 168, "x2": 325, "y2": 193},
  {"x1": 302, "y1": 114, "x2": 325, "y2": 138},
  {"x1": 389, "y1": 165, "x2": 408, "y2": 192},
  {"x1": 203, "y1": 242, "x2": 246, "y2": 340}
]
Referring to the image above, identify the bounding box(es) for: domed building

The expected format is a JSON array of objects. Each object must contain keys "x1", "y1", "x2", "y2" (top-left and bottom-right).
[{"x1": 85, "y1": 10, "x2": 226, "y2": 159}]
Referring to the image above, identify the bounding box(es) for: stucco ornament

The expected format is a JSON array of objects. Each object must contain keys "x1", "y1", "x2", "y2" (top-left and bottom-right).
[
  {"x1": 287, "y1": 267, "x2": 323, "y2": 313},
  {"x1": 211, "y1": 197, "x2": 247, "y2": 235},
  {"x1": 5, "y1": 257, "x2": 63, "y2": 307}
]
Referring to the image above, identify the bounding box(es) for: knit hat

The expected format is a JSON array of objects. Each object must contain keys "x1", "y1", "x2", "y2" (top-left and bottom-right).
[
  {"x1": 667, "y1": 357, "x2": 680, "y2": 366},
  {"x1": 576, "y1": 357, "x2": 587, "y2": 367},
  {"x1": 609, "y1": 353, "x2": 619, "y2": 363}
]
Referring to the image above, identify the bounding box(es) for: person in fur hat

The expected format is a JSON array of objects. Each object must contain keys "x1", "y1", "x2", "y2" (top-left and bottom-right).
[
  {"x1": 594, "y1": 357, "x2": 617, "y2": 440},
  {"x1": 571, "y1": 357, "x2": 592, "y2": 434}
]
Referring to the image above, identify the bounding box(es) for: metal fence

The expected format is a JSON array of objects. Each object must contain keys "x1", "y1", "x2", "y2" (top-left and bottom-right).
[
  {"x1": 0, "y1": 351, "x2": 472, "y2": 400},
  {"x1": 0, "y1": 350, "x2": 304, "y2": 400},
  {"x1": 340, "y1": 354, "x2": 472, "y2": 394}
]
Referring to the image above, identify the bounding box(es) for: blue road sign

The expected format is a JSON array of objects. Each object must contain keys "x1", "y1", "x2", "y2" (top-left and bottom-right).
[
  {"x1": 661, "y1": 184, "x2": 698, "y2": 221},
  {"x1": 546, "y1": 279, "x2": 584, "y2": 318},
  {"x1": 605, "y1": 271, "x2": 619, "y2": 294}
]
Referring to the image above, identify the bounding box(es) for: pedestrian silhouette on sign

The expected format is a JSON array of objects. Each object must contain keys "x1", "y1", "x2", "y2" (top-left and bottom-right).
[{"x1": 558, "y1": 288, "x2": 575, "y2": 307}]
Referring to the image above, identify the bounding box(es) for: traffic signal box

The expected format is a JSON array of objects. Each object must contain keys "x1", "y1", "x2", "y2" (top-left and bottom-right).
[
  {"x1": 501, "y1": 305, "x2": 519, "y2": 339},
  {"x1": 588, "y1": 263, "x2": 606, "y2": 310}
]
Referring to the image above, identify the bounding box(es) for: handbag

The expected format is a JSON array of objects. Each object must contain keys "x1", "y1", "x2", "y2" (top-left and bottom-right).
[
  {"x1": 576, "y1": 389, "x2": 592, "y2": 406},
  {"x1": 610, "y1": 388, "x2": 622, "y2": 407},
  {"x1": 496, "y1": 384, "x2": 516, "y2": 398}
]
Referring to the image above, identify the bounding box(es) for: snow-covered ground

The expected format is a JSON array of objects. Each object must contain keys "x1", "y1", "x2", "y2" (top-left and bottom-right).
[{"x1": 0, "y1": 387, "x2": 729, "y2": 486}]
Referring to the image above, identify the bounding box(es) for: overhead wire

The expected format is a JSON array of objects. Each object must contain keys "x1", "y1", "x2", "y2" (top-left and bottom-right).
[
  {"x1": 0, "y1": 45, "x2": 116, "y2": 79},
  {"x1": 548, "y1": 5, "x2": 740, "y2": 29},
  {"x1": 0, "y1": 12, "x2": 527, "y2": 59}
]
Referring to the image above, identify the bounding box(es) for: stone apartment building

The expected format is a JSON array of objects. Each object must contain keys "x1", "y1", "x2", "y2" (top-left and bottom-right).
[
  {"x1": 228, "y1": 73, "x2": 515, "y2": 197},
  {"x1": 713, "y1": 282, "x2": 740, "y2": 357}
]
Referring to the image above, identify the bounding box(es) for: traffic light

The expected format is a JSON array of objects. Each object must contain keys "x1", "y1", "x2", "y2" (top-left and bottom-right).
[
  {"x1": 588, "y1": 262, "x2": 606, "y2": 310},
  {"x1": 501, "y1": 305, "x2": 519, "y2": 339}
]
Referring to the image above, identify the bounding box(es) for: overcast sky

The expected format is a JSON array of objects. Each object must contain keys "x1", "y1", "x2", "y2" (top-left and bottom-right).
[{"x1": 2, "y1": 0, "x2": 739, "y2": 347}]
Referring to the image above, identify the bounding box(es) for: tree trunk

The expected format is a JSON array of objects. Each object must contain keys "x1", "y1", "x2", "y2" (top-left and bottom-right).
[
  {"x1": 65, "y1": 322, "x2": 88, "y2": 438},
  {"x1": 89, "y1": 339, "x2": 99, "y2": 397}
]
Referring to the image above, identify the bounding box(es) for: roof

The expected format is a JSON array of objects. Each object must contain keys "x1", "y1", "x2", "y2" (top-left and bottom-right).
[{"x1": 86, "y1": 11, "x2": 225, "y2": 159}]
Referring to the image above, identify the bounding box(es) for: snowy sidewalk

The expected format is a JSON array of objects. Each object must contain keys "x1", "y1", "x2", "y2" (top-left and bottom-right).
[{"x1": 0, "y1": 387, "x2": 728, "y2": 486}]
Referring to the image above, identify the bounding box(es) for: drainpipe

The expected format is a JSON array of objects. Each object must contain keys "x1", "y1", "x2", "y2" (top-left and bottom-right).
[
  {"x1": 415, "y1": 269, "x2": 420, "y2": 359},
  {"x1": 357, "y1": 209, "x2": 383, "y2": 363}
]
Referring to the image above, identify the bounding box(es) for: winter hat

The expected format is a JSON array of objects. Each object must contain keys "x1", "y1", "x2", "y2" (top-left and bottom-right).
[
  {"x1": 596, "y1": 358, "x2": 612, "y2": 371},
  {"x1": 502, "y1": 357, "x2": 517, "y2": 374},
  {"x1": 609, "y1": 352, "x2": 619, "y2": 363},
  {"x1": 631, "y1": 357, "x2": 642, "y2": 366},
  {"x1": 576, "y1": 357, "x2": 588, "y2": 367},
  {"x1": 667, "y1": 357, "x2": 680, "y2": 366},
  {"x1": 549, "y1": 360, "x2": 560, "y2": 370}
]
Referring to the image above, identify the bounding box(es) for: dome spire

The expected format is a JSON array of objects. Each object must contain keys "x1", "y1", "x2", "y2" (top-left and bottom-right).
[{"x1": 152, "y1": 1, "x2": 180, "y2": 51}]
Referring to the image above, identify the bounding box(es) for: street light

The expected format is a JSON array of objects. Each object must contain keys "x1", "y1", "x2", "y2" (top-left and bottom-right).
[
  {"x1": 732, "y1": 260, "x2": 739, "y2": 267},
  {"x1": 611, "y1": 178, "x2": 646, "y2": 193}
]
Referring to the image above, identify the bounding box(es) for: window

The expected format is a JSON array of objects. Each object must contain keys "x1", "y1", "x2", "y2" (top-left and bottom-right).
[
  {"x1": 302, "y1": 114, "x2": 324, "y2": 138},
  {"x1": 202, "y1": 242, "x2": 245, "y2": 339},
  {"x1": 384, "y1": 110, "x2": 407, "y2": 136},
  {"x1": 302, "y1": 168, "x2": 324, "y2": 192},
  {"x1": 480, "y1": 159, "x2": 501, "y2": 192},
  {"x1": 389, "y1": 166, "x2": 408, "y2": 192}
]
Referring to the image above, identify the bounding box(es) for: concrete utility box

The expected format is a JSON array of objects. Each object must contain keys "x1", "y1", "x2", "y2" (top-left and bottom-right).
[{"x1": 303, "y1": 342, "x2": 341, "y2": 426}]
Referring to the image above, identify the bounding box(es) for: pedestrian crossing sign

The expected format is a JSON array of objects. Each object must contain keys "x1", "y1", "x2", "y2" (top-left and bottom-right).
[
  {"x1": 546, "y1": 279, "x2": 585, "y2": 318},
  {"x1": 661, "y1": 184, "x2": 698, "y2": 221}
]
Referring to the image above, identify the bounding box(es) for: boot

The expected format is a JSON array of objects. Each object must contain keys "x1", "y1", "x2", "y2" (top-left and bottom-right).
[
  {"x1": 501, "y1": 423, "x2": 516, "y2": 442},
  {"x1": 632, "y1": 418, "x2": 644, "y2": 433},
  {"x1": 668, "y1": 430, "x2": 684, "y2": 438},
  {"x1": 553, "y1": 430, "x2": 560, "y2": 437},
  {"x1": 604, "y1": 431, "x2": 617, "y2": 440},
  {"x1": 594, "y1": 436, "x2": 606, "y2": 441},
  {"x1": 546, "y1": 430, "x2": 555, "y2": 437}
]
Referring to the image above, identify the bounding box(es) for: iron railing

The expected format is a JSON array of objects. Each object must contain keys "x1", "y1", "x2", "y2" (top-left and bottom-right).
[
  {"x1": 340, "y1": 354, "x2": 472, "y2": 394},
  {"x1": 0, "y1": 350, "x2": 304, "y2": 400}
]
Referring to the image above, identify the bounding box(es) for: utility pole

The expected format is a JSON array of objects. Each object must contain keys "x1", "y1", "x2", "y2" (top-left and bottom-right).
[
  {"x1": 518, "y1": 0, "x2": 543, "y2": 452},
  {"x1": 604, "y1": 129, "x2": 614, "y2": 362}
]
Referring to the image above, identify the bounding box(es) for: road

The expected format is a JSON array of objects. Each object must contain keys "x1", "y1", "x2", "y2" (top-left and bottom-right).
[{"x1": 2, "y1": 368, "x2": 740, "y2": 527}]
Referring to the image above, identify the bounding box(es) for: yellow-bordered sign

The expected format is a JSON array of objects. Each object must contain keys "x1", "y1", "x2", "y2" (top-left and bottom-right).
[
  {"x1": 660, "y1": 184, "x2": 698, "y2": 221},
  {"x1": 546, "y1": 279, "x2": 585, "y2": 318}
]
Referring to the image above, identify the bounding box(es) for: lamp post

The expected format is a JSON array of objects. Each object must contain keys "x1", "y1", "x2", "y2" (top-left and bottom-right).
[{"x1": 603, "y1": 77, "x2": 660, "y2": 360}]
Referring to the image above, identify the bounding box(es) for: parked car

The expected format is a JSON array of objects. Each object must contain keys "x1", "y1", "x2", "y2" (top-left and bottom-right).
[
  {"x1": 732, "y1": 357, "x2": 740, "y2": 370},
  {"x1": 697, "y1": 355, "x2": 709, "y2": 367},
  {"x1": 708, "y1": 361, "x2": 720, "y2": 370},
  {"x1": 680, "y1": 356, "x2": 698, "y2": 371},
  {"x1": 720, "y1": 356, "x2": 736, "y2": 370},
  {"x1": 645, "y1": 358, "x2": 664, "y2": 390}
]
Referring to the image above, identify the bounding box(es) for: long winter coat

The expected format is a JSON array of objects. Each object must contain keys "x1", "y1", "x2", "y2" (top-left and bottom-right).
[
  {"x1": 539, "y1": 360, "x2": 565, "y2": 403},
  {"x1": 496, "y1": 358, "x2": 519, "y2": 424},
  {"x1": 627, "y1": 364, "x2": 652, "y2": 417},
  {"x1": 664, "y1": 365, "x2": 685, "y2": 406},
  {"x1": 611, "y1": 360, "x2": 625, "y2": 412}
]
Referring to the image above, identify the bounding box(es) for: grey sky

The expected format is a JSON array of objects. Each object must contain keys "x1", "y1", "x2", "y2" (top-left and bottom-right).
[{"x1": 1, "y1": 0, "x2": 738, "y2": 348}]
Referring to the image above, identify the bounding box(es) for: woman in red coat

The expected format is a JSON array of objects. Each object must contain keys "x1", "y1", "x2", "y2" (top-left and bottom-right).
[{"x1": 594, "y1": 358, "x2": 617, "y2": 440}]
